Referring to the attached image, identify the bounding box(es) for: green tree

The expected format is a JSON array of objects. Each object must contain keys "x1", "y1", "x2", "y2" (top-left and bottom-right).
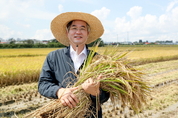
[
  {"x1": 49, "y1": 39, "x2": 58, "y2": 43},
  {"x1": 26, "y1": 39, "x2": 34, "y2": 44},
  {"x1": 8, "y1": 38, "x2": 16, "y2": 44},
  {"x1": 87, "y1": 38, "x2": 104, "y2": 47}
]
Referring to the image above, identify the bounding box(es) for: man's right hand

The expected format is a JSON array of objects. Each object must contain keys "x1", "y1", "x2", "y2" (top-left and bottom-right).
[{"x1": 57, "y1": 87, "x2": 79, "y2": 108}]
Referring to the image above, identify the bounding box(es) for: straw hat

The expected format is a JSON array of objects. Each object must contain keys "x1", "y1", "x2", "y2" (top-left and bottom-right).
[{"x1": 51, "y1": 12, "x2": 104, "y2": 46}]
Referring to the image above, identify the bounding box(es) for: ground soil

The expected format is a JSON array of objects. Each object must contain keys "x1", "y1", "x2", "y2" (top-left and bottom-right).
[{"x1": 1, "y1": 96, "x2": 177, "y2": 118}]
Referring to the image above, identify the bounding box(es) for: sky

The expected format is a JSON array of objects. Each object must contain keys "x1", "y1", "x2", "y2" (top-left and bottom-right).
[{"x1": 0, "y1": 0, "x2": 178, "y2": 43}]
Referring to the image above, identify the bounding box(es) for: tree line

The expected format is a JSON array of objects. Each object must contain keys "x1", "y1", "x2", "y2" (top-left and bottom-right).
[{"x1": 0, "y1": 38, "x2": 104, "y2": 48}]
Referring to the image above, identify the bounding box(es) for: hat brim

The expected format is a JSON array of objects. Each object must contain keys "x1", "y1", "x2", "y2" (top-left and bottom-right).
[{"x1": 51, "y1": 12, "x2": 104, "y2": 46}]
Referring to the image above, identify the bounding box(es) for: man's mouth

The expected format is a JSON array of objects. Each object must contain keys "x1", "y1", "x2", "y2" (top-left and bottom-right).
[{"x1": 74, "y1": 36, "x2": 82, "y2": 39}]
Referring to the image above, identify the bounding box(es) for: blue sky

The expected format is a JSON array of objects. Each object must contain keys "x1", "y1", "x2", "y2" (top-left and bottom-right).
[{"x1": 0, "y1": 0, "x2": 178, "y2": 43}]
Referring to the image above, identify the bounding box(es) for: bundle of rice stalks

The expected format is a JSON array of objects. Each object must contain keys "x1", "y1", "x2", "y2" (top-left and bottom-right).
[
  {"x1": 25, "y1": 89, "x2": 92, "y2": 118},
  {"x1": 78, "y1": 47, "x2": 150, "y2": 111},
  {"x1": 25, "y1": 45, "x2": 150, "y2": 118}
]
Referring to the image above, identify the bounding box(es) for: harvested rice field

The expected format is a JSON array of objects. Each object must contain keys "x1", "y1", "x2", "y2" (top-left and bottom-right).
[{"x1": 0, "y1": 46, "x2": 178, "y2": 118}]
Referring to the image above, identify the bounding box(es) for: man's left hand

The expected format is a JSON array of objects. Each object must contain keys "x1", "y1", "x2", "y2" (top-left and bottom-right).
[{"x1": 81, "y1": 75, "x2": 102, "y2": 96}]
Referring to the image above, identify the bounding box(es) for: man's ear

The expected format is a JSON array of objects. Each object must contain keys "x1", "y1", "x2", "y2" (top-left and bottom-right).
[
  {"x1": 87, "y1": 31, "x2": 90, "y2": 38},
  {"x1": 66, "y1": 31, "x2": 69, "y2": 37}
]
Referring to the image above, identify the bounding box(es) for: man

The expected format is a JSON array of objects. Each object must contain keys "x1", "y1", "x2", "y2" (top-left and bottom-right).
[{"x1": 38, "y1": 12, "x2": 110, "y2": 118}]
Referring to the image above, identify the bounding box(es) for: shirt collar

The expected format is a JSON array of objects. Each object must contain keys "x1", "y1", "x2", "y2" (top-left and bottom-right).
[{"x1": 70, "y1": 45, "x2": 87, "y2": 56}]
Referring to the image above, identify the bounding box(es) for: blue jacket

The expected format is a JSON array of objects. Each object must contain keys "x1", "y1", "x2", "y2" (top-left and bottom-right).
[{"x1": 38, "y1": 46, "x2": 110, "y2": 118}]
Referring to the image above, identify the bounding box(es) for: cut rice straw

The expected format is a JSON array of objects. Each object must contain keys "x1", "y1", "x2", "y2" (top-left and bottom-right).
[{"x1": 24, "y1": 43, "x2": 150, "y2": 118}]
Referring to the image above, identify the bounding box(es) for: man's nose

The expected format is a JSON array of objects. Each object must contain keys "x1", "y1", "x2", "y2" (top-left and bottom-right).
[{"x1": 76, "y1": 29, "x2": 82, "y2": 34}]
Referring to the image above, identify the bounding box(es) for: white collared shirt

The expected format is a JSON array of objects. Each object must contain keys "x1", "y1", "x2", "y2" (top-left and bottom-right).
[{"x1": 70, "y1": 45, "x2": 87, "y2": 73}]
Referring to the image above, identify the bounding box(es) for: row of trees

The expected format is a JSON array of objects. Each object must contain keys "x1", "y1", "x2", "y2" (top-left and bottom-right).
[
  {"x1": 0, "y1": 38, "x2": 104, "y2": 48},
  {"x1": 0, "y1": 43, "x2": 64, "y2": 48}
]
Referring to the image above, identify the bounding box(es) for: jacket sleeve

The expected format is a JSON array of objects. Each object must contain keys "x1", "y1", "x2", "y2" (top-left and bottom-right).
[{"x1": 38, "y1": 52, "x2": 61, "y2": 99}]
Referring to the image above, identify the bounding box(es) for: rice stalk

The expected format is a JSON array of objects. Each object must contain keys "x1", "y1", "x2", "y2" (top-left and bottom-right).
[
  {"x1": 25, "y1": 89, "x2": 92, "y2": 118},
  {"x1": 25, "y1": 44, "x2": 150, "y2": 117}
]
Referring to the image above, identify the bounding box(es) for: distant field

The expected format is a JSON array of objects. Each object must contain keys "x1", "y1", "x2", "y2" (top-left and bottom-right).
[
  {"x1": 0, "y1": 46, "x2": 178, "y2": 87},
  {"x1": 1, "y1": 45, "x2": 178, "y2": 58},
  {"x1": 97, "y1": 46, "x2": 178, "y2": 59},
  {"x1": 1, "y1": 46, "x2": 178, "y2": 72},
  {"x1": 0, "y1": 48, "x2": 58, "y2": 57}
]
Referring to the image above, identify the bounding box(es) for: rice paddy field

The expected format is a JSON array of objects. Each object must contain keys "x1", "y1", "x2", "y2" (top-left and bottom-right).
[{"x1": 0, "y1": 45, "x2": 178, "y2": 118}]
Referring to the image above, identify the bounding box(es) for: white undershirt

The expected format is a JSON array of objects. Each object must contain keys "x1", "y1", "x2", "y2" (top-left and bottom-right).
[{"x1": 70, "y1": 45, "x2": 87, "y2": 73}]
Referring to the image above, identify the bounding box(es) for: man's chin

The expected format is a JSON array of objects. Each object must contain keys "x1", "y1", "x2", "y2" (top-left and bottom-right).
[{"x1": 72, "y1": 40, "x2": 86, "y2": 45}]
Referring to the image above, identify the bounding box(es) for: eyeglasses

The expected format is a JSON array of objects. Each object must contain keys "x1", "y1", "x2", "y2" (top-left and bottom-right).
[{"x1": 69, "y1": 27, "x2": 87, "y2": 32}]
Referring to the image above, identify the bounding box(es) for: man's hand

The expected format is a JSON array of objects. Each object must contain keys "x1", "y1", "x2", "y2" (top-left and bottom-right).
[
  {"x1": 57, "y1": 87, "x2": 79, "y2": 108},
  {"x1": 81, "y1": 75, "x2": 102, "y2": 96}
]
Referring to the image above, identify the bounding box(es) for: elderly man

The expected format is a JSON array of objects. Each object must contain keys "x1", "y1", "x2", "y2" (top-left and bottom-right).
[{"x1": 38, "y1": 12, "x2": 110, "y2": 118}]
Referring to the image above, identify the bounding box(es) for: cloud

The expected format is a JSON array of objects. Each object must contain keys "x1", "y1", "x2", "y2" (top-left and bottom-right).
[
  {"x1": 58, "y1": 4, "x2": 63, "y2": 12},
  {"x1": 0, "y1": 9, "x2": 9, "y2": 20},
  {"x1": 0, "y1": 0, "x2": 56, "y2": 21},
  {"x1": 78, "y1": 0, "x2": 93, "y2": 3},
  {"x1": 0, "y1": 0, "x2": 57, "y2": 40},
  {"x1": 111, "y1": 4, "x2": 178, "y2": 42},
  {"x1": 0, "y1": 25, "x2": 22, "y2": 39},
  {"x1": 0, "y1": 25, "x2": 14, "y2": 39},
  {"x1": 32, "y1": 29, "x2": 54, "y2": 40},
  {"x1": 127, "y1": 6, "x2": 142, "y2": 19},
  {"x1": 91, "y1": 7, "x2": 110, "y2": 20},
  {"x1": 27, "y1": 11, "x2": 57, "y2": 20},
  {"x1": 16, "y1": 22, "x2": 31, "y2": 28},
  {"x1": 171, "y1": 7, "x2": 178, "y2": 24},
  {"x1": 166, "y1": 0, "x2": 178, "y2": 12}
]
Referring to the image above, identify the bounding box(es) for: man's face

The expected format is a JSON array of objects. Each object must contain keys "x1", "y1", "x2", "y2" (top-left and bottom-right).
[{"x1": 67, "y1": 20, "x2": 89, "y2": 46}]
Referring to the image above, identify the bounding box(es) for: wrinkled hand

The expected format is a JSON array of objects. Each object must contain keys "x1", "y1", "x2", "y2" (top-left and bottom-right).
[
  {"x1": 57, "y1": 87, "x2": 79, "y2": 108},
  {"x1": 82, "y1": 75, "x2": 102, "y2": 96}
]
